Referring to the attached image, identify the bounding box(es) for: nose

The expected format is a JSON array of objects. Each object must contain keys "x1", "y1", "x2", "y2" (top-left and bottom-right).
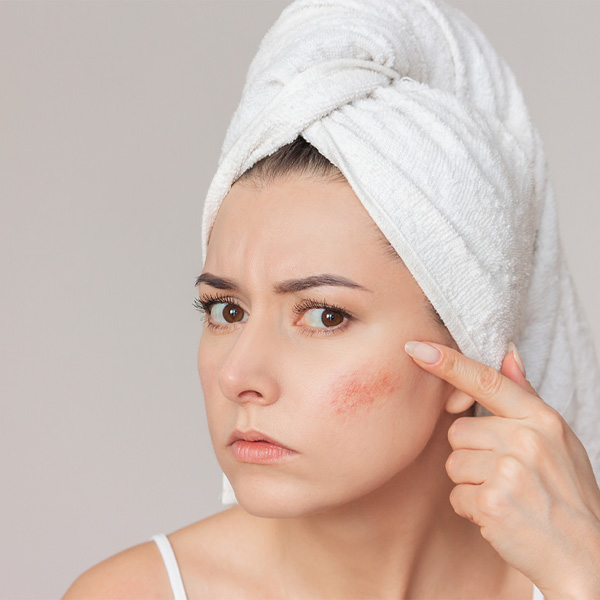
[{"x1": 217, "y1": 317, "x2": 281, "y2": 406}]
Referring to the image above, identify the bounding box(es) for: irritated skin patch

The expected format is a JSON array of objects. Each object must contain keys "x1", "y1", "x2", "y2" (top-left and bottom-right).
[{"x1": 329, "y1": 367, "x2": 399, "y2": 418}]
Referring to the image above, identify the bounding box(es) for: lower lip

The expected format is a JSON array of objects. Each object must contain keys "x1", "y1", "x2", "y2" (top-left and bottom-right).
[{"x1": 230, "y1": 440, "x2": 298, "y2": 464}]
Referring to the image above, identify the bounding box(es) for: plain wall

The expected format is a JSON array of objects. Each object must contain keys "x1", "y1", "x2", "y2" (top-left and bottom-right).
[{"x1": 1, "y1": 1, "x2": 598, "y2": 597}]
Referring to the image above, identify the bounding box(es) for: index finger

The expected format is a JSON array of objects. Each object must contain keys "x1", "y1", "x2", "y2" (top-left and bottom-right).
[{"x1": 404, "y1": 341, "x2": 541, "y2": 419}]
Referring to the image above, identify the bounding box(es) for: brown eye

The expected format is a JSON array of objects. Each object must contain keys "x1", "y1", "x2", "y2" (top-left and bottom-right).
[
  {"x1": 321, "y1": 309, "x2": 344, "y2": 327},
  {"x1": 209, "y1": 302, "x2": 247, "y2": 325},
  {"x1": 222, "y1": 303, "x2": 244, "y2": 323},
  {"x1": 302, "y1": 307, "x2": 346, "y2": 329}
]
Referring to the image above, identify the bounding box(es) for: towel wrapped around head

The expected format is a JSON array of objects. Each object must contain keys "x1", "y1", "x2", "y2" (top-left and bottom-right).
[{"x1": 199, "y1": 0, "x2": 600, "y2": 505}]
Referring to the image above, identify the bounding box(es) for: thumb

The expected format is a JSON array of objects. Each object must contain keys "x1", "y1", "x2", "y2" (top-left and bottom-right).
[{"x1": 501, "y1": 342, "x2": 538, "y2": 396}]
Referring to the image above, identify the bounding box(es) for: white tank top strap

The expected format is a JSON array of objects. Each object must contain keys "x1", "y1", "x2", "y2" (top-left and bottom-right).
[
  {"x1": 533, "y1": 583, "x2": 545, "y2": 599},
  {"x1": 151, "y1": 531, "x2": 542, "y2": 600},
  {"x1": 151, "y1": 533, "x2": 188, "y2": 600}
]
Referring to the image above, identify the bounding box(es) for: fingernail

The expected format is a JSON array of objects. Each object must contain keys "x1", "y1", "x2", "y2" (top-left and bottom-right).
[
  {"x1": 508, "y1": 341, "x2": 526, "y2": 377},
  {"x1": 405, "y1": 341, "x2": 441, "y2": 364}
]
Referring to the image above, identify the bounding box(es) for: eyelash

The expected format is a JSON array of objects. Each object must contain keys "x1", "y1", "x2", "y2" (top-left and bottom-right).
[{"x1": 192, "y1": 293, "x2": 353, "y2": 336}]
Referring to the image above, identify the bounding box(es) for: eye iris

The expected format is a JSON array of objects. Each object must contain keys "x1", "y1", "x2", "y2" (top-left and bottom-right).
[
  {"x1": 321, "y1": 309, "x2": 343, "y2": 327},
  {"x1": 223, "y1": 303, "x2": 243, "y2": 323}
]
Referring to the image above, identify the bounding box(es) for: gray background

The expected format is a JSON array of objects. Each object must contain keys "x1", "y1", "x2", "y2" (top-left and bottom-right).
[{"x1": 1, "y1": 1, "x2": 598, "y2": 598}]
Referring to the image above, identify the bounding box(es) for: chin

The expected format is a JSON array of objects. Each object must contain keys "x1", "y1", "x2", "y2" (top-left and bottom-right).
[
  {"x1": 229, "y1": 479, "x2": 341, "y2": 519},
  {"x1": 229, "y1": 476, "x2": 388, "y2": 520},
  {"x1": 237, "y1": 499, "x2": 307, "y2": 520}
]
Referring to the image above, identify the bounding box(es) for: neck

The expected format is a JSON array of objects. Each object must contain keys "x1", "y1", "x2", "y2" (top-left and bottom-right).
[{"x1": 260, "y1": 411, "x2": 512, "y2": 598}]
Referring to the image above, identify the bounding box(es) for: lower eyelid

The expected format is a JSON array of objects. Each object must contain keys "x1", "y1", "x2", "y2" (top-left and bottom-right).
[{"x1": 298, "y1": 321, "x2": 350, "y2": 336}]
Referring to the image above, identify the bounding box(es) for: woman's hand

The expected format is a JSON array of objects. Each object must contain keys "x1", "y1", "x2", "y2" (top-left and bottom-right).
[{"x1": 404, "y1": 340, "x2": 600, "y2": 599}]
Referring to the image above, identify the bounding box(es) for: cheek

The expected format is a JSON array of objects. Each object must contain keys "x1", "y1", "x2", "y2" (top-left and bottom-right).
[
  {"x1": 328, "y1": 366, "x2": 400, "y2": 420},
  {"x1": 197, "y1": 337, "x2": 221, "y2": 401},
  {"x1": 197, "y1": 339, "x2": 211, "y2": 383}
]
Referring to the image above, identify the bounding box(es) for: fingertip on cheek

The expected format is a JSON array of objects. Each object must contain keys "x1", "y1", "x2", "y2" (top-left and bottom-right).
[{"x1": 404, "y1": 341, "x2": 442, "y2": 365}]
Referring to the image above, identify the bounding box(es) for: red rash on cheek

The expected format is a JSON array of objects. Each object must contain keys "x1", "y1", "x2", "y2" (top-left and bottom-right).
[{"x1": 329, "y1": 367, "x2": 399, "y2": 418}]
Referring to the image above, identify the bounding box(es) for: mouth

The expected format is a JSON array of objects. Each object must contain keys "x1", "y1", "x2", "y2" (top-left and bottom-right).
[
  {"x1": 228, "y1": 431, "x2": 299, "y2": 464},
  {"x1": 227, "y1": 428, "x2": 294, "y2": 451}
]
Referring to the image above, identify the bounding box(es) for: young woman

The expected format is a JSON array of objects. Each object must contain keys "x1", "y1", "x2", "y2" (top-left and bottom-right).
[{"x1": 64, "y1": 0, "x2": 600, "y2": 598}]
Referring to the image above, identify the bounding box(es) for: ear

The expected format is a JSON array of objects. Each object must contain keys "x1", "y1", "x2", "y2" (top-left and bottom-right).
[{"x1": 444, "y1": 388, "x2": 475, "y2": 414}]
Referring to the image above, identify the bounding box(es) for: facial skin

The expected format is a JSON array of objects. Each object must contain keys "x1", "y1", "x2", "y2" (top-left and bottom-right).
[{"x1": 197, "y1": 175, "x2": 461, "y2": 519}]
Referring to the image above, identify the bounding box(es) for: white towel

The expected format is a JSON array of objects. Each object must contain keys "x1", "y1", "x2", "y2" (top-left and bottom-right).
[{"x1": 199, "y1": 0, "x2": 600, "y2": 506}]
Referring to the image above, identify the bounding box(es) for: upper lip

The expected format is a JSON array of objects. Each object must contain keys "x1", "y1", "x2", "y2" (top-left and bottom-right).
[{"x1": 227, "y1": 428, "x2": 293, "y2": 450}]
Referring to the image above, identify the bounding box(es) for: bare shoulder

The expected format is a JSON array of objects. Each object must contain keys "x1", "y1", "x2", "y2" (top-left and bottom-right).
[
  {"x1": 63, "y1": 507, "x2": 270, "y2": 599},
  {"x1": 62, "y1": 539, "x2": 171, "y2": 599}
]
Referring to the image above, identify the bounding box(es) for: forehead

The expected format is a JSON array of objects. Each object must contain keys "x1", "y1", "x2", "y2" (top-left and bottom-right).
[{"x1": 206, "y1": 177, "x2": 386, "y2": 271}]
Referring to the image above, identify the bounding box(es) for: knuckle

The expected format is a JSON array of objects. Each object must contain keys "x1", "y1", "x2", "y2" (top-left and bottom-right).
[
  {"x1": 443, "y1": 350, "x2": 459, "y2": 375},
  {"x1": 443, "y1": 350, "x2": 469, "y2": 383},
  {"x1": 511, "y1": 427, "x2": 544, "y2": 459},
  {"x1": 495, "y1": 455, "x2": 523, "y2": 481},
  {"x1": 475, "y1": 367, "x2": 503, "y2": 399},
  {"x1": 477, "y1": 486, "x2": 507, "y2": 518},
  {"x1": 448, "y1": 485, "x2": 459, "y2": 507},
  {"x1": 537, "y1": 407, "x2": 567, "y2": 440},
  {"x1": 447, "y1": 417, "x2": 468, "y2": 446},
  {"x1": 449, "y1": 485, "x2": 468, "y2": 519},
  {"x1": 445, "y1": 452, "x2": 456, "y2": 475}
]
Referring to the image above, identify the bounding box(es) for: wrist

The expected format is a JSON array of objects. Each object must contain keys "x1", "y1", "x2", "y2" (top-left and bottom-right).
[{"x1": 547, "y1": 517, "x2": 600, "y2": 600}]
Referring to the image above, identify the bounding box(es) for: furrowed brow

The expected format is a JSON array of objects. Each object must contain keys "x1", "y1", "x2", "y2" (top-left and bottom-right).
[
  {"x1": 195, "y1": 272, "x2": 239, "y2": 291},
  {"x1": 273, "y1": 274, "x2": 372, "y2": 294},
  {"x1": 195, "y1": 273, "x2": 372, "y2": 294}
]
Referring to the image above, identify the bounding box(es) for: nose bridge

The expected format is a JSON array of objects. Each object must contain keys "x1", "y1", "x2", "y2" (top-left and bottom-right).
[{"x1": 217, "y1": 312, "x2": 281, "y2": 405}]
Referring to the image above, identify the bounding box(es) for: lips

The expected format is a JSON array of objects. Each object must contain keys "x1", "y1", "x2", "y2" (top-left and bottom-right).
[{"x1": 227, "y1": 428, "x2": 293, "y2": 451}]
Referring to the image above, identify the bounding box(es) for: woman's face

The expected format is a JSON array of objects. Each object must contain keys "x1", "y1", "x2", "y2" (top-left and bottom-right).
[{"x1": 198, "y1": 176, "x2": 458, "y2": 517}]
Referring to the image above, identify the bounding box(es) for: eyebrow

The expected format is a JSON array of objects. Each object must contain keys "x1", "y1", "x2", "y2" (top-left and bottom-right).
[{"x1": 195, "y1": 272, "x2": 372, "y2": 294}]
